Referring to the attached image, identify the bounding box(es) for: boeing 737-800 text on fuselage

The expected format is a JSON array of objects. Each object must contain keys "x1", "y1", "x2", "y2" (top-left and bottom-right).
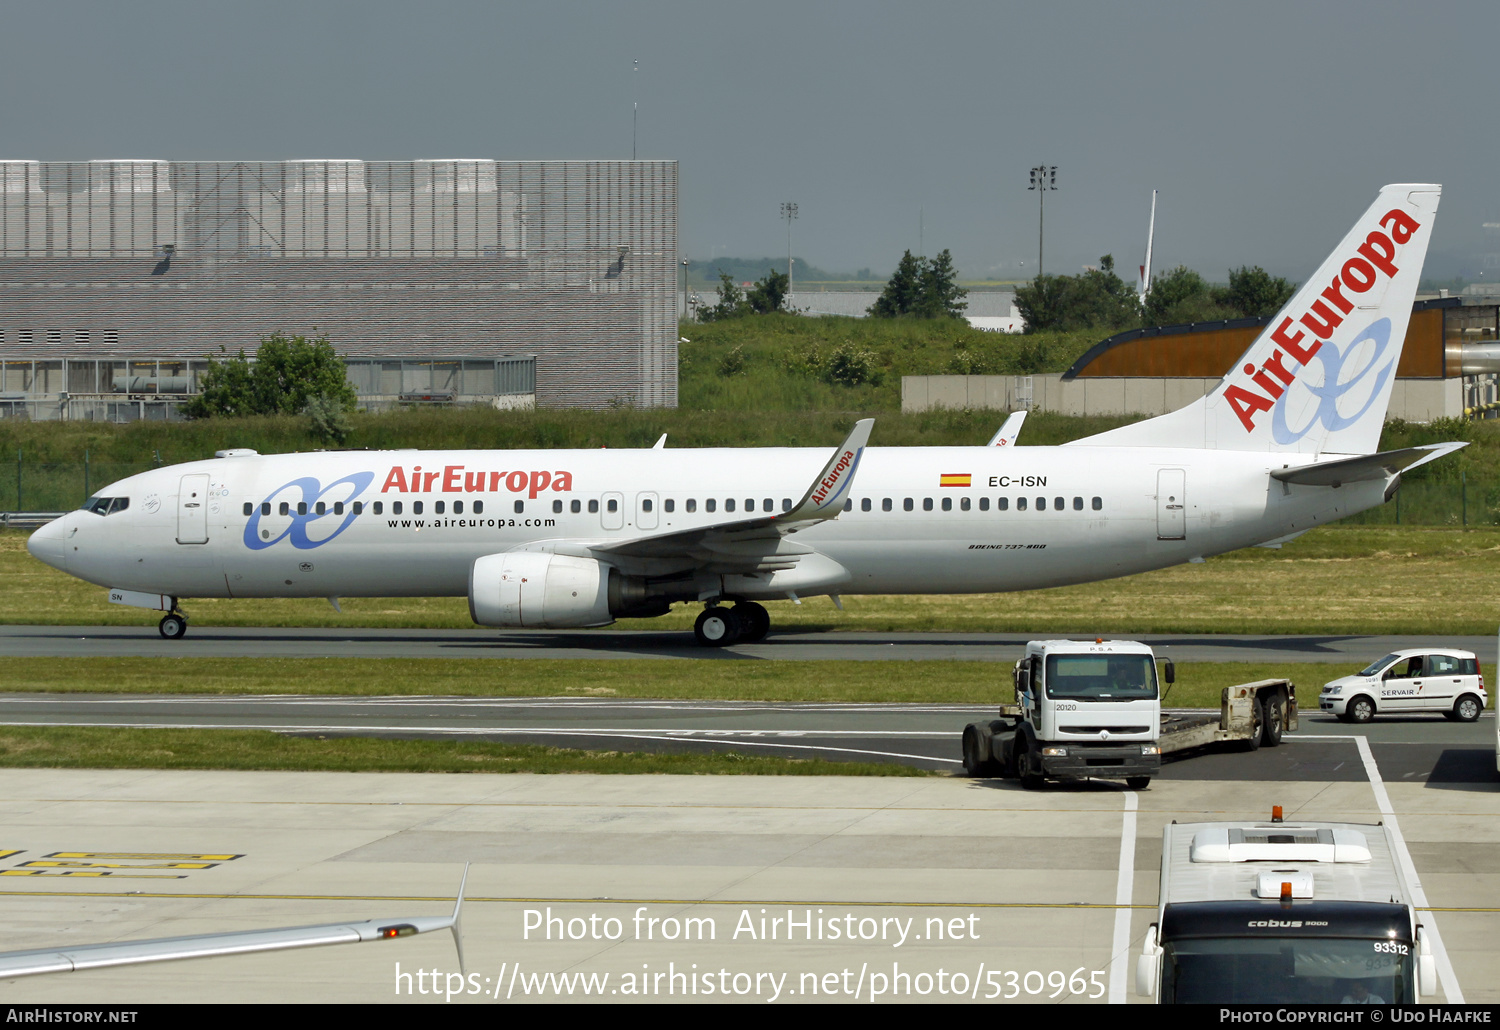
[{"x1": 27, "y1": 184, "x2": 1463, "y2": 646}]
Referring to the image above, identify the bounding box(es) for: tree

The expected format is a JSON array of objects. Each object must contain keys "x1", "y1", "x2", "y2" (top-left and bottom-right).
[
  {"x1": 746, "y1": 267, "x2": 790, "y2": 314},
  {"x1": 1220, "y1": 265, "x2": 1297, "y2": 318},
  {"x1": 1143, "y1": 266, "x2": 1229, "y2": 326},
  {"x1": 1015, "y1": 256, "x2": 1139, "y2": 332},
  {"x1": 701, "y1": 271, "x2": 748, "y2": 321},
  {"x1": 869, "y1": 249, "x2": 968, "y2": 319},
  {"x1": 184, "y1": 332, "x2": 357, "y2": 422}
]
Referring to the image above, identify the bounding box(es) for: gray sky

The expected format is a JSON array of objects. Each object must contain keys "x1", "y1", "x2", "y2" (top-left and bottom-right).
[{"x1": 3, "y1": 0, "x2": 1495, "y2": 281}]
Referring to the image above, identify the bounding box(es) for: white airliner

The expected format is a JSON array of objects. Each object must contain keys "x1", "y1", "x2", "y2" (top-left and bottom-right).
[{"x1": 28, "y1": 184, "x2": 1461, "y2": 647}]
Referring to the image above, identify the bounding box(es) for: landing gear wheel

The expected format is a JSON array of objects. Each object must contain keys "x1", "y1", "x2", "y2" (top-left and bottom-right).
[
  {"x1": 1454, "y1": 694, "x2": 1482, "y2": 723},
  {"x1": 1261, "y1": 693, "x2": 1285, "y2": 747},
  {"x1": 158, "y1": 613, "x2": 188, "y2": 640},
  {"x1": 733, "y1": 602, "x2": 770, "y2": 643},
  {"x1": 694, "y1": 606, "x2": 742, "y2": 647},
  {"x1": 1126, "y1": 776, "x2": 1151, "y2": 790},
  {"x1": 1348, "y1": 696, "x2": 1376, "y2": 724}
]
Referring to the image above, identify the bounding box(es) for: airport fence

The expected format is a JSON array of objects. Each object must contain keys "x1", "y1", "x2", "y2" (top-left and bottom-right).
[{"x1": 0, "y1": 453, "x2": 1496, "y2": 529}]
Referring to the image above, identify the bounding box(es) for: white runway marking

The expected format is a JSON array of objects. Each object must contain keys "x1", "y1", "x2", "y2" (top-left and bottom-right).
[{"x1": 1108, "y1": 790, "x2": 1138, "y2": 1005}]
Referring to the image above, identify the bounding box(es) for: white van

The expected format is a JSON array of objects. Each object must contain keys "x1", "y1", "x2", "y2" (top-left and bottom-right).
[{"x1": 1319, "y1": 648, "x2": 1485, "y2": 723}]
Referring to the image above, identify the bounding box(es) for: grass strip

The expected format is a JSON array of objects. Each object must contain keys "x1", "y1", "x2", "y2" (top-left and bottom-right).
[
  {"x1": 0, "y1": 656, "x2": 1343, "y2": 707},
  {"x1": 0, "y1": 726, "x2": 931, "y2": 775}
]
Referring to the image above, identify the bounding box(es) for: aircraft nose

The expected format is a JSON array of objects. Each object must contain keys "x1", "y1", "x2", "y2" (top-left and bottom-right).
[{"x1": 26, "y1": 515, "x2": 69, "y2": 572}]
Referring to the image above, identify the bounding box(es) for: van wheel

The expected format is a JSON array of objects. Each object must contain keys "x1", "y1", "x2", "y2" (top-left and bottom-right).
[
  {"x1": 1126, "y1": 776, "x2": 1151, "y2": 790},
  {"x1": 1348, "y1": 696, "x2": 1376, "y2": 723},
  {"x1": 1261, "y1": 693, "x2": 1285, "y2": 747},
  {"x1": 1016, "y1": 740, "x2": 1044, "y2": 790},
  {"x1": 1454, "y1": 695, "x2": 1482, "y2": 723},
  {"x1": 962, "y1": 728, "x2": 996, "y2": 777}
]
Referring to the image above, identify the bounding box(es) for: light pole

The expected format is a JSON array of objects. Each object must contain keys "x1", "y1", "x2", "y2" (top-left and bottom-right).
[
  {"x1": 680, "y1": 258, "x2": 689, "y2": 320},
  {"x1": 1028, "y1": 166, "x2": 1057, "y2": 279},
  {"x1": 781, "y1": 201, "x2": 798, "y2": 303}
]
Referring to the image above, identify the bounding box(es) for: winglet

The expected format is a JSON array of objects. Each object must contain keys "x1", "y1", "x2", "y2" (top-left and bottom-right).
[
  {"x1": 781, "y1": 418, "x2": 874, "y2": 522},
  {"x1": 652, "y1": 434, "x2": 667, "y2": 450},
  {"x1": 987, "y1": 410, "x2": 1027, "y2": 447},
  {"x1": 451, "y1": 863, "x2": 468, "y2": 977}
]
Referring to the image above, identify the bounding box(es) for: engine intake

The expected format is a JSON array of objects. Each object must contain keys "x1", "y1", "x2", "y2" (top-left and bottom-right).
[{"x1": 469, "y1": 552, "x2": 613, "y2": 628}]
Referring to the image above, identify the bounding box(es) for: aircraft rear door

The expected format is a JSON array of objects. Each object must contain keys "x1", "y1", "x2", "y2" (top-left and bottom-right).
[
  {"x1": 1156, "y1": 468, "x2": 1185, "y2": 541},
  {"x1": 176, "y1": 473, "x2": 210, "y2": 544}
]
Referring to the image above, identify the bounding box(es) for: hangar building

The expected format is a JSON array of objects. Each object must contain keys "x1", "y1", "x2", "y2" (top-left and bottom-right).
[{"x1": 0, "y1": 158, "x2": 677, "y2": 419}]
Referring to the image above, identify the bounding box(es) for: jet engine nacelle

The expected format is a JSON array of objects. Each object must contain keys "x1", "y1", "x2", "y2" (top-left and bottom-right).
[{"x1": 468, "y1": 551, "x2": 613, "y2": 628}]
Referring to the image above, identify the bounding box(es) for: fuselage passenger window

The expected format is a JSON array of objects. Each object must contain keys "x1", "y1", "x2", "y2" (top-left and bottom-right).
[
  {"x1": 515, "y1": 500, "x2": 524, "y2": 514},
  {"x1": 686, "y1": 499, "x2": 697, "y2": 513},
  {"x1": 315, "y1": 502, "x2": 326, "y2": 516},
  {"x1": 1055, "y1": 497, "x2": 1064, "y2": 510},
  {"x1": 589, "y1": 499, "x2": 599, "y2": 513},
  {"x1": 335, "y1": 501, "x2": 345, "y2": 515},
  {"x1": 923, "y1": 498, "x2": 934, "y2": 511},
  {"x1": 353, "y1": 502, "x2": 362, "y2": 515},
  {"x1": 553, "y1": 500, "x2": 563, "y2": 514},
  {"x1": 453, "y1": 500, "x2": 462, "y2": 514},
  {"x1": 665, "y1": 499, "x2": 674, "y2": 513},
  {"x1": 979, "y1": 497, "x2": 990, "y2": 511},
  {"x1": 262, "y1": 502, "x2": 271, "y2": 516},
  {"x1": 903, "y1": 498, "x2": 913, "y2": 511},
  {"x1": 571, "y1": 500, "x2": 581, "y2": 513},
  {"x1": 1092, "y1": 497, "x2": 1103, "y2": 510},
  {"x1": 474, "y1": 500, "x2": 484, "y2": 514},
  {"x1": 961, "y1": 497, "x2": 971, "y2": 511},
  {"x1": 861, "y1": 498, "x2": 871, "y2": 512},
  {"x1": 883, "y1": 498, "x2": 892, "y2": 512},
  {"x1": 297, "y1": 502, "x2": 308, "y2": 516},
  {"x1": 782, "y1": 498, "x2": 792, "y2": 512},
  {"x1": 393, "y1": 501, "x2": 403, "y2": 515},
  {"x1": 413, "y1": 501, "x2": 424, "y2": 515},
  {"x1": 1017, "y1": 497, "x2": 1027, "y2": 511},
  {"x1": 941, "y1": 497, "x2": 952, "y2": 512},
  {"x1": 643, "y1": 499, "x2": 653, "y2": 512},
  {"x1": 725, "y1": 499, "x2": 736, "y2": 513},
  {"x1": 844, "y1": 499, "x2": 852, "y2": 511},
  {"x1": 373, "y1": 501, "x2": 382, "y2": 515},
  {"x1": 1036, "y1": 497, "x2": 1046, "y2": 511},
  {"x1": 997, "y1": 497, "x2": 1008, "y2": 511},
  {"x1": 607, "y1": 499, "x2": 618, "y2": 513},
  {"x1": 243, "y1": 502, "x2": 252, "y2": 516},
  {"x1": 706, "y1": 499, "x2": 716, "y2": 513},
  {"x1": 434, "y1": 501, "x2": 445, "y2": 515},
  {"x1": 1073, "y1": 497, "x2": 1082, "y2": 510}
]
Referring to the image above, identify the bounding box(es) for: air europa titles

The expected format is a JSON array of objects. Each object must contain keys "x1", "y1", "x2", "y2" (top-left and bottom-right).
[
  {"x1": 810, "y1": 450, "x2": 856, "y2": 506},
  {"x1": 380, "y1": 464, "x2": 574, "y2": 500},
  {"x1": 1224, "y1": 207, "x2": 1422, "y2": 434}
]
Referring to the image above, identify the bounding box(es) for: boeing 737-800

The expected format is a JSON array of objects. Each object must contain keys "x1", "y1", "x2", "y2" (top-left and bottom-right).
[{"x1": 27, "y1": 184, "x2": 1462, "y2": 646}]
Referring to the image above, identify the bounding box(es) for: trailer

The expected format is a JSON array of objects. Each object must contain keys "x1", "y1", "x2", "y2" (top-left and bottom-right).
[{"x1": 961, "y1": 640, "x2": 1296, "y2": 787}]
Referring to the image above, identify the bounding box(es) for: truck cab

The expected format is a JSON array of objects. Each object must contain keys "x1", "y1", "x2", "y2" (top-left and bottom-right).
[{"x1": 963, "y1": 639, "x2": 1167, "y2": 789}]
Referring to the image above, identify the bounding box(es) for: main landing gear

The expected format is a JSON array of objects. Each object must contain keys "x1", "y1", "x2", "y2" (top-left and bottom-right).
[
  {"x1": 158, "y1": 608, "x2": 188, "y2": 640},
  {"x1": 692, "y1": 601, "x2": 770, "y2": 647}
]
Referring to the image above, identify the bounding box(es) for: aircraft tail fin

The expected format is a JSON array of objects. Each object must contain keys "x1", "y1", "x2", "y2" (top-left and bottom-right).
[{"x1": 1070, "y1": 184, "x2": 1441, "y2": 455}]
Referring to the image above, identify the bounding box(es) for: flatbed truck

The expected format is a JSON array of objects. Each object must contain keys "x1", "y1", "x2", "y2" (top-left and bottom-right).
[{"x1": 961, "y1": 639, "x2": 1296, "y2": 787}]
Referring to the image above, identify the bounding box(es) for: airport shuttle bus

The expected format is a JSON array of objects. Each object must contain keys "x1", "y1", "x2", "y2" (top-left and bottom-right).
[{"x1": 1136, "y1": 816, "x2": 1437, "y2": 1003}]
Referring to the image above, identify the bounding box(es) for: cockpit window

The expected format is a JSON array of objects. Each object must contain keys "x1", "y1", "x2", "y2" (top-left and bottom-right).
[{"x1": 81, "y1": 496, "x2": 129, "y2": 516}]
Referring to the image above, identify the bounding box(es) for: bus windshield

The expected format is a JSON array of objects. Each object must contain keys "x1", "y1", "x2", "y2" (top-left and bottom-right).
[
  {"x1": 1044, "y1": 654, "x2": 1157, "y2": 701},
  {"x1": 1162, "y1": 936, "x2": 1413, "y2": 1004}
]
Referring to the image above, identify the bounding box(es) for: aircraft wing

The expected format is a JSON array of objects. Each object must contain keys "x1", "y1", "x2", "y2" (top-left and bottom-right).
[
  {"x1": 1270, "y1": 442, "x2": 1467, "y2": 487},
  {"x1": 0, "y1": 869, "x2": 466, "y2": 979},
  {"x1": 587, "y1": 418, "x2": 872, "y2": 576}
]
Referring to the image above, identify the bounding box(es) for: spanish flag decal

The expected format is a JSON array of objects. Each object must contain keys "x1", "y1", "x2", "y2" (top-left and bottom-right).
[{"x1": 939, "y1": 473, "x2": 971, "y2": 488}]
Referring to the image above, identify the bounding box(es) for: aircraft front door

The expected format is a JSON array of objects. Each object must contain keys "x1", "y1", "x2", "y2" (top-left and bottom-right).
[
  {"x1": 1156, "y1": 468, "x2": 1185, "y2": 541},
  {"x1": 176, "y1": 473, "x2": 210, "y2": 544}
]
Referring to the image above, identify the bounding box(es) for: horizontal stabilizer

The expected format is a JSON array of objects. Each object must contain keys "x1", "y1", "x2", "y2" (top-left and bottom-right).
[{"x1": 1270, "y1": 442, "x2": 1467, "y2": 487}]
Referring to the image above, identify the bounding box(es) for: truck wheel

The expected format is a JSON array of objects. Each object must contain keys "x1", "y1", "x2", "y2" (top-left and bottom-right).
[
  {"x1": 1016, "y1": 740, "x2": 1044, "y2": 790},
  {"x1": 1348, "y1": 696, "x2": 1376, "y2": 723},
  {"x1": 962, "y1": 728, "x2": 988, "y2": 777},
  {"x1": 1241, "y1": 698, "x2": 1263, "y2": 751},
  {"x1": 1453, "y1": 694, "x2": 1482, "y2": 723},
  {"x1": 1126, "y1": 776, "x2": 1151, "y2": 790},
  {"x1": 1261, "y1": 693, "x2": 1285, "y2": 747}
]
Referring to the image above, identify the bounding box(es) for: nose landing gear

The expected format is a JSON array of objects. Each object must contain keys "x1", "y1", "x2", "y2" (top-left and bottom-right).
[{"x1": 158, "y1": 611, "x2": 188, "y2": 640}]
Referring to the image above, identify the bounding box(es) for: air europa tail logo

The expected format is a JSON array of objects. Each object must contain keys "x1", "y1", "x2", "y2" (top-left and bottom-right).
[{"x1": 1225, "y1": 207, "x2": 1422, "y2": 435}]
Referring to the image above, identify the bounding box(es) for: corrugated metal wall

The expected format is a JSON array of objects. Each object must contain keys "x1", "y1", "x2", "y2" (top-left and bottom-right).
[{"x1": 0, "y1": 159, "x2": 677, "y2": 408}]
